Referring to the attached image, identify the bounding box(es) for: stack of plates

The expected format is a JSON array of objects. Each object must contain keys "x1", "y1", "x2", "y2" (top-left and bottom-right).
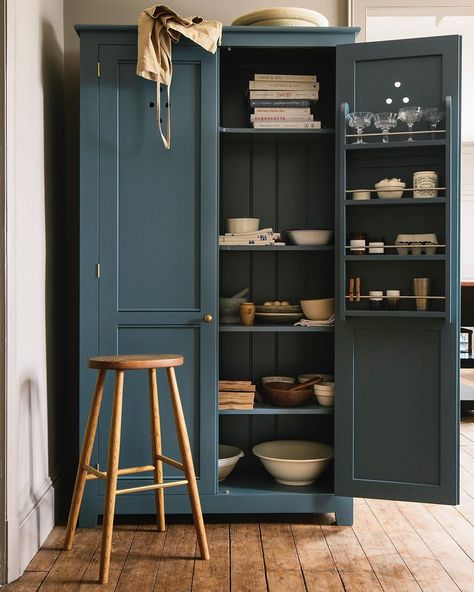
[{"x1": 255, "y1": 304, "x2": 302, "y2": 324}]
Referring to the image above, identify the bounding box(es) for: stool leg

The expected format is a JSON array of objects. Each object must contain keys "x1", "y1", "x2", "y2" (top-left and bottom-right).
[
  {"x1": 166, "y1": 367, "x2": 210, "y2": 560},
  {"x1": 148, "y1": 368, "x2": 166, "y2": 531},
  {"x1": 99, "y1": 370, "x2": 124, "y2": 584},
  {"x1": 64, "y1": 369, "x2": 106, "y2": 550}
]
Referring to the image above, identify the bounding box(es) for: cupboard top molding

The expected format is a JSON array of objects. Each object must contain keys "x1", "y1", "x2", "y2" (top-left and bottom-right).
[{"x1": 75, "y1": 24, "x2": 360, "y2": 46}]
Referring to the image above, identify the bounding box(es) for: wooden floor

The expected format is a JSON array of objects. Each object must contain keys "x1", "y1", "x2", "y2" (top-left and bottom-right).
[{"x1": 4, "y1": 414, "x2": 474, "y2": 591}]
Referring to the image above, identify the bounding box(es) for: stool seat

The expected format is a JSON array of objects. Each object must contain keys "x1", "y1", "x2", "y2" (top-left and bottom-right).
[{"x1": 88, "y1": 354, "x2": 184, "y2": 370}]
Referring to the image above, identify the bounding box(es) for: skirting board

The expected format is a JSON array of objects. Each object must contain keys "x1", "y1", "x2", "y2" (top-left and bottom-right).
[{"x1": 6, "y1": 479, "x2": 54, "y2": 583}]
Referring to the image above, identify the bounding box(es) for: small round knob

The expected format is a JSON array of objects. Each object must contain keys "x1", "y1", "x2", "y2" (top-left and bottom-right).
[{"x1": 203, "y1": 314, "x2": 213, "y2": 323}]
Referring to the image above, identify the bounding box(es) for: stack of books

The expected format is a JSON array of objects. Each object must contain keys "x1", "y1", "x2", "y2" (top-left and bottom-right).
[
  {"x1": 249, "y1": 73, "x2": 321, "y2": 129},
  {"x1": 218, "y1": 380, "x2": 256, "y2": 410},
  {"x1": 219, "y1": 227, "x2": 284, "y2": 247}
]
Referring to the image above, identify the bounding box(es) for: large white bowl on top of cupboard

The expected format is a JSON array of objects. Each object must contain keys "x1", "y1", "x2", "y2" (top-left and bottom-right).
[
  {"x1": 218, "y1": 445, "x2": 244, "y2": 481},
  {"x1": 226, "y1": 218, "x2": 260, "y2": 234},
  {"x1": 252, "y1": 440, "x2": 334, "y2": 486},
  {"x1": 286, "y1": 229, "x2": 333, "y2": 246},
  {"x1": 374, "y1": 178, "x2": 406, "y2": 199}
]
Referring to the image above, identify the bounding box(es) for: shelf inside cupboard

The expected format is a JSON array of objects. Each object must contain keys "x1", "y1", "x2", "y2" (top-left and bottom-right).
[
  {"x1": 345, "y1": 138, "x2": 446, "y2": 150},
  {"x1": 344, "y1": 254, "x2": 446, "y2": 261},
  {"x1": 220, "y1": 128, "x2": 335, "y2": 143},
  {"x1": 219, "y1": 245, "x2": 334, "y2": 252},
  {"x1": 345, "y1": 310, "x2": 446, "y2": 318},
  {"x1": 219, "y1": 324, "x2": 334, "y2": 333},
  {"x1": 218, "y1": 466, "x2": 334, "y2": 496},
  {"x1": 219, "y1": 402, "x2": 333, "y2": 415},
  {"x1": 344, "y1": 198, "x2": 447, "y2": 206}
]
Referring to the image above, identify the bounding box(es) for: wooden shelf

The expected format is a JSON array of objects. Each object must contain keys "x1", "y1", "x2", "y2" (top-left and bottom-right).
[
  {"x1": 345, "y1": 310, "x2": 445, "y2": 318},
  {"x1": 218, "y1": 466, "x2": 334, "y2": 496},
  {"x1": 219, "y1": 245, "x2": 334, "y2": 252},
  {"x1": 219, "y1": 324, "x2": 334, "y2": 333},
  {"x1": 219, "y1": 402, "x2": 333, "y2": 415},
  {"x1": 345, "y1": 254, "x2": 446, "y2": 261}
]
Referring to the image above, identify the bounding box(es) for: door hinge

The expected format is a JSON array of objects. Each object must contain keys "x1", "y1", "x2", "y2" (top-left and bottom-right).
[
  {"x1": 96, "y1": 263, "x2": 101, "y2": 278},
  {"x1": 97, "y1": 62, "x2": 101, "y2": 78}
]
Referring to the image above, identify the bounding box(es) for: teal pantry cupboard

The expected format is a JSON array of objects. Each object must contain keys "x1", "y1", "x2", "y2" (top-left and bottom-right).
[{"x1": 77, "y1": 24, "x2": 460, "y2": 526}]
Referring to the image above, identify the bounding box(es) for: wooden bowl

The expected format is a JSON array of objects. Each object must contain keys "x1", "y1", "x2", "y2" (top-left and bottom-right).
[{"x1": 262, "y1": 382, "x2": 313, "y2": 407}]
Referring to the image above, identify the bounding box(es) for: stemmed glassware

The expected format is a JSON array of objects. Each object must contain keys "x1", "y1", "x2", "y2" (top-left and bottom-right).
[
  {"x1": 373, "y1": 112, "x2": 398, "y2": 143},
  {"x1": 346, "y1": 112, "x2": 373, "y2": 143},
  {"x1": 423, "y1": 107, "x2": 445, "y2": 138},
  {"x1": 398, "y1": 107, "x2": 423, "y2": 141}
]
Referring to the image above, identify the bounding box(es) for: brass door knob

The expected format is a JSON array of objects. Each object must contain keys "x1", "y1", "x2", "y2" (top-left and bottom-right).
[{"x1": 203, "y1": 314, "x2": 213, "y2": 323}]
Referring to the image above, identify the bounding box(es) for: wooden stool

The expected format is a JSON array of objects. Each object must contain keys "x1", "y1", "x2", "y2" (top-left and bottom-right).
[{"x1": 64, "y1": 354, "x2": 210, "y2": 584}]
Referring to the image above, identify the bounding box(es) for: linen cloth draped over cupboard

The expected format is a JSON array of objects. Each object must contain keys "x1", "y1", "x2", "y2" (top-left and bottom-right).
[{"x1": 137, "y1": 4, "x2": 222, "y2": 148}]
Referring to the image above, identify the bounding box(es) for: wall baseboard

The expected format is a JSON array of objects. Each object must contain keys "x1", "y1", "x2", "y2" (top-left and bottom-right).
[{"x1": 6, "y1": 480, "x2": 54, "y2": 583}]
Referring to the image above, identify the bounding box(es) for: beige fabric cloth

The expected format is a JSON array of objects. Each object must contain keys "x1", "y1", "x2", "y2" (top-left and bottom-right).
[{"x1": 137, "y1": 5, "x2": 222, "y2": 149}]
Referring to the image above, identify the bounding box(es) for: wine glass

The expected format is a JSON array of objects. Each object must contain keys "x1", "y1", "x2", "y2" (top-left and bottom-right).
[
  {"x1": 398, "y1": 107, "x2": 423, "y2": 141},
  {"x1": 346, "y1": 112, "x2": 373, "y2": 144},
  {"x1": 373, "y1": 112, "x2": 398, "y2": 143},
  {"x1": 423, "y1": 107, "x2": 445, "y2": 138}
]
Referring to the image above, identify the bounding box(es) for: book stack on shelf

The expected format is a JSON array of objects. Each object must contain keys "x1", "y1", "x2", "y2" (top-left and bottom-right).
[
  {"x1": 219, "y1": 227, "x2": 284, "y2": 247},
  {"x1": 218, "y1": 380, "x2": 256, "y2": 410},
  {"x1": 249, "y1": 73, "x2": 321, "y2": 129}
]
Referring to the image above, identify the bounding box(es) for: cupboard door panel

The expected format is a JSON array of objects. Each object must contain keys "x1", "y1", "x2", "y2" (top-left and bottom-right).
[
  {"x1": 96, "y1": 43, "x2": 218, "y2": 496},
  {"x1": 335, "y1": 36, "x2": 460, "y2": 504}
]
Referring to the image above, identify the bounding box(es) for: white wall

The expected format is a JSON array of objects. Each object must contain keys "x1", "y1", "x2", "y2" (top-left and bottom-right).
[
  {"x1": 461, "y1": 145, "x2": 474, "y2": 282},
  {"x1": 6, "y1": 0, "x2": 64, "y2": 581}
]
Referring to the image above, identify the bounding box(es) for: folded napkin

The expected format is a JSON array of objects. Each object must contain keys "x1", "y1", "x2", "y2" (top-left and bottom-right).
[
  {"x1": 137, "y1": 4, "x2": 222, "y2": 149},
  {"x1": 294, "y1": 314, "x2": 336, "y2": 327}
]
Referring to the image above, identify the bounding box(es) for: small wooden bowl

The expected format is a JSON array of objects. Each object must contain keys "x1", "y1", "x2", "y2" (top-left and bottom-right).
[{"x1": 262, "y1": 382, "x2": 313, "y2": 407}]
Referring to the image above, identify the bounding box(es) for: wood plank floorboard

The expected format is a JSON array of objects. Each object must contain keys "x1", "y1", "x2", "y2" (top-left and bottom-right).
[{"x1": 3, "y1": 417, "x2": 474, "y2": 592}]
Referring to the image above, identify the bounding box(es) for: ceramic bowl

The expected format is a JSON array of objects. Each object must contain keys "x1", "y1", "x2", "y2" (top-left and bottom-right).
[
  {"x1": 375, "y1": 184, "x2": 405, "y2": 199},
  {"x1": 286, "y1": 229, "x2": 333, "y2": 246},
  {"x1": 298, "y1": 373, "x2": 334, "y2": 384},
  {"x1": 219, "y1": 297, "x2": 248, "y2": 324},
  {"x1": 313, "y1": 382, "x2": 335, "y2": 406},
  {"x1": 252, "y1": 440, "x2": 334, "y2": 486},
  {"x1": 300, "y1": 298, "x2": 335, "y2": 321},
  {"x1": 226, "y1": 218, "x2": 260, "y2": 234},
  {"x1": 231, "y1": 7, "x2": 329, "y2": 27},
  {"x1": 261, "y1": 376, "x2": 295, "y2": 384},
  {"x1": 218, "y1": 445, "x2": 244, "y2": 481},
  {"x1": 352, "y1": 191, "x2": 371, "y2": 200}
]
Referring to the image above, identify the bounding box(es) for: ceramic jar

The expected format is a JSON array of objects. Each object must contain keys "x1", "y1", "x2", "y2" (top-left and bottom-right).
[
  {"x1": 240, "y1": 302, "x2": 256, "y2": 325},
  {"x1": 368, "y1": 237, "x2": 385, "y2": 254},
  {"x1": 369, "y1": 290, "x2": 383, "y2": 310},
  {"x1": 413, "y1": 171, "x2": 438, "y2": 198},
  {"x1": 386, "y1": 290, "x2": 400, "y2": 310},
  {"x1": 349, "y1": 232, "x2": 367, "y2": 254},
  {"x1": 352, "y1": 190, "x2": 371, "y2": 200}
]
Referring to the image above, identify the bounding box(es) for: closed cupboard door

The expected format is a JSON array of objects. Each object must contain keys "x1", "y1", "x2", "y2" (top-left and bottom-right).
[
  {"x1": 97, "y1": 43, "x2": 218, "y2": 495},
  {"x1": 335, "y1": 36, "x2": 460, "y2": 504}
]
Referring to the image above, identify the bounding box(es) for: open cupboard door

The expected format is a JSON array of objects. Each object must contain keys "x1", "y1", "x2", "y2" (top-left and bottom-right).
[{"x1": 334, "y1": 36, "x2": 461, "y2": 504}]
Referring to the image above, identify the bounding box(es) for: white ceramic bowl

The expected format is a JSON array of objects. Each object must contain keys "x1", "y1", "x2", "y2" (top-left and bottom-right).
[
  {"x1": 375, "y1": 185, "x2": 405, "y2": 199},
  {"x1": 287, "y1": 229, "x2": 333, "y2": 246},
  {"x1": 300, "y1": 298, "x2": 335, "y2": 321},
  {"x1": 232, "y1": 7, "x2": 329, "y2": 27},
  {"x1": 226, "y1": 218, "x2": 260, "y2": 234},
  {"x1": 352, "y1": 191, "x2": 371, "y2": 200},
  {"x1": 314, "y1": 393, "x2": 335, "y2": 407},
  {"x1": 218, "y1": 445, "x2": 244, "y2": 482},
  {"x1": 253, "y1": 440, "x2": 333, "y2": 486},
  {"x1": 314, "y1": 382, "x2": 335, "y2": 407},
  {"x1": 261, "y1": 376, "x2": 295, "y2": 384},
  {"x1": 298, "y1": 373, "x2": 334, "y2": 384}
]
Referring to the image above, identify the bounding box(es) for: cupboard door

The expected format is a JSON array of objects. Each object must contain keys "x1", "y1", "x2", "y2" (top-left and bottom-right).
[
  {"x1": 335, "y1": 36, "x2": 460, "y2": 504},
  {"x1": 97, "y1": 44, "x2": 218, "y2": 495}
]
